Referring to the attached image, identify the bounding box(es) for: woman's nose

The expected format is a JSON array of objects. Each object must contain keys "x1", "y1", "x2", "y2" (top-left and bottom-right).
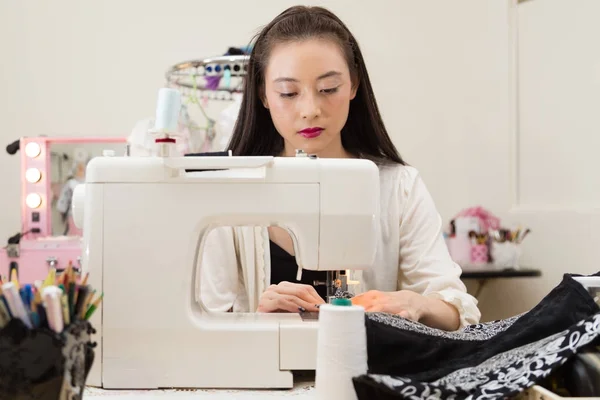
[{"x1": 299, "y1": 93, "x2": 321, "y2": 120}]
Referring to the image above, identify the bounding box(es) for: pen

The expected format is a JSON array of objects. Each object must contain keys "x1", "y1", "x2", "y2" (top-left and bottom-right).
[
  {"x1": 74, "y1": 285, "x2": 89, "y2": 320},
  {"x1": 0, "y1": 293, "x2": 11, "y2": 319},
  {"x1": 68, "y1": 281, "x2": 76, "y2": 319},
  {"x1": 2, "y1": 282, "x2": 32, "y2": 329},
  {"x1": 518, "y1": 228, "x2": 531, "y2": 243},
  {"x1": 84, "y1": 293, "x2": 104, "y2": 320},
  {"x1": 0, "y1": 297, "x2": 10, "y2": 328},
  {"x1": 61, "y1": 294, "x2": 70, "y2": 325},
  {"x1": 33, "y1": 289, "x2": 47, "y2": 328},
  {"x1": 80, "y1": 290, "x2": 96, "y2": 319},
  {"x1": 81, "y1": 272, "x2": 89, "y2": 286},
  {"x1": 30, "y1": 301, "x2": 40, "y2": 328}
]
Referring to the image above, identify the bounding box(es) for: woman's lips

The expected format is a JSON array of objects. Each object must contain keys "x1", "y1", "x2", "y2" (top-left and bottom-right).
[{"x1": 298, "y1": 127, "x2": 324, "y2": 138}]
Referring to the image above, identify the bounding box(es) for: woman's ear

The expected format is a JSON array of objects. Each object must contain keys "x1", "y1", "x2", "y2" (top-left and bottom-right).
[
  {"x1": 259, "y1": 87, "x2": 269, "y2": 109},
  {"x1": 350, "y1": 79, "x2": 359, "y2": 100},
  {"x1": 350, "y1": 85, "x2": 358, "y2": 100}
]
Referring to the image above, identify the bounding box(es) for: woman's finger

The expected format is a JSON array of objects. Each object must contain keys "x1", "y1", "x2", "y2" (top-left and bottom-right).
[
  {"x1": 257, "y1": 292, "x2": 281, "y2": 313},
  {"x1": 352, "y1": 290, "x2": 380, "y2": 306},
  {"x1": 279, "y1": 294, "x2": 320, "y2": 312},
  {"x1": 398, "y1": 310, "x2": 418, "y2": 321},
  {"x1": 258, "y1": 291, "x2": 317, "y2": 313},
  {"x1": 364, "y1": 303, "x2": 385, "y2": 313},
  {"x1": 275, "y1": 295, "x2": 304, "y2": 313},
  {"x1": 274, "y1": 282, "x2": 324, "y2": 304}
]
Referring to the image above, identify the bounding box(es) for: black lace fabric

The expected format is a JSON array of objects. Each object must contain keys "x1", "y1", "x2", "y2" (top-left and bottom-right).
[
  {"x1": 352, "y1": 273, "x2": 600, "y2": 400},
  {"x1": 0, "y1": 319, "x2": 96, "y2": 400},
  {"x1": 334, "y1": 287, "x2": 354, "y2": 299}
]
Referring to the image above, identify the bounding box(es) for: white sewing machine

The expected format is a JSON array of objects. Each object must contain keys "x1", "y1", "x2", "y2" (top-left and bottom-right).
[{"x1": 73, "y1": 150, "x2": 380, "y2": 389}]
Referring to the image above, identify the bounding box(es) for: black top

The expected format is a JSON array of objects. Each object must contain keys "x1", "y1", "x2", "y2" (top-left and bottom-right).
[{"x1": 269, "y1": 240, "x2": 328, "y2": 300}]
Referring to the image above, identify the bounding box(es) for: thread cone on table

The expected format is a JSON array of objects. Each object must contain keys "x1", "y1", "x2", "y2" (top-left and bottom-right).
[{"x1": 315, "y1": 303, "x2": 367, "y2": 400}]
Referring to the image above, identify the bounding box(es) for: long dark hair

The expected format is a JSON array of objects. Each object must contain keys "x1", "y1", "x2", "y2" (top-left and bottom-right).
[{"x1": 227, "y1": 5, "x2": 405, "y2": 165}]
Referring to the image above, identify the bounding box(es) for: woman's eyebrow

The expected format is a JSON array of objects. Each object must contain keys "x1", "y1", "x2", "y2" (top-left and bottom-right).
[{"x1": 273, "y1": 70, "x2": 342, "y2": 83}]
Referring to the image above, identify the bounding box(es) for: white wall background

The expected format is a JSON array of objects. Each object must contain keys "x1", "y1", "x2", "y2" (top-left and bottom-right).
[{"x1": 0, "y1": 0, "x2": 597, "y2": 321}]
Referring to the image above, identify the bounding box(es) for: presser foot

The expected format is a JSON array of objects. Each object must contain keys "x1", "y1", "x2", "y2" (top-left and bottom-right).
[{"x1": 313, "y1": 271, "x2": 352, "y2": 304}]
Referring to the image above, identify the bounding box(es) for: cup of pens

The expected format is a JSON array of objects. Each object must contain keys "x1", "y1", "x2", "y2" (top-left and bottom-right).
[
  {"x1": 489, "y1": 227, "x2": 530, "y2": 269},
  {"x1": 0, "y1": 265, "x2": 102, "y2": 400}
]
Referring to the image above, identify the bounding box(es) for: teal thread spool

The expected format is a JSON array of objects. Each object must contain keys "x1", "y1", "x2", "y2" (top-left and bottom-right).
[{"x1": 331, "y1": 298, "x2": 352, "y2": 306}]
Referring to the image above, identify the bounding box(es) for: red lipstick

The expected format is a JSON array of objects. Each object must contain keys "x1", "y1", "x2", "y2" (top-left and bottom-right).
[{"x1": 298, "y1": 127, "x2": 323, "y2": 138}]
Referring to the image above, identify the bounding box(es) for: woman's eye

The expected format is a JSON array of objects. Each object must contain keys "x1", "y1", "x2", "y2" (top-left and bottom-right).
[
  {"x1": 279, "y1": 92, "x2": 297, "y2": 98},
  {"x1": 321, "y1": 87, "x2": 339, "y2": 94}
]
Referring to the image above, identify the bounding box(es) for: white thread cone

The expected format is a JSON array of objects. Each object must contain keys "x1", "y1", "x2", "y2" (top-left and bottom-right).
[
  {"x1": 154, "y1": 88, "x2": 181, "y2": 132},
  {"x1": 315, "y1": 304, "x2": 367, "y2": 400}
]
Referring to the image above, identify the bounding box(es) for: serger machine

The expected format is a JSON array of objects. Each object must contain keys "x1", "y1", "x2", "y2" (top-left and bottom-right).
[{"x1": 73, "y1": 150, "x2": 380, "y2": 389}]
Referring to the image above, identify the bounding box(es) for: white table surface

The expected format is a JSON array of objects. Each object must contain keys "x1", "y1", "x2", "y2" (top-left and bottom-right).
[{"x1": 83, "y1": 375, "x2": 315, "y2": 399}]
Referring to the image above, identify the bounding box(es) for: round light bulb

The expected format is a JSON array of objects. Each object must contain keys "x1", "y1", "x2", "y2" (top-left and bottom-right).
[
  {"x1": 26, "y1": 193, "x2": 42, "y2": 209},
  {"x1": 25, "y1": 142, "x2": 41, "y2": 158},
  {"x1": 25, "y1": 168, "x2": 42, "y2": 183}
]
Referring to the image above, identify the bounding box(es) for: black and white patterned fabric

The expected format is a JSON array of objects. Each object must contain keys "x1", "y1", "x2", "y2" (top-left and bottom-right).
[
  {"x1": 354, "y1": 312, "x2": 600, "y2": 399},
  {"x1": 367, "y1": 312, "x2": 524, "y2": 342},
  {"x1": 352, "y1": 273, "x2": 600, "y2": 400}
]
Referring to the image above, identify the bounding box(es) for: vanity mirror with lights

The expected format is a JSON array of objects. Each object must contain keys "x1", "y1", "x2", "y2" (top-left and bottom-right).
[{"x1": 1, "y1": 136, "x2": 127, "y2": 283}]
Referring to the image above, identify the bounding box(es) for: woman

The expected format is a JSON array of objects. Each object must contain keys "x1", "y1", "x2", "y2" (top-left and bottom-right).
[{"x1": 200, "y1": 5, "x2": 480, "y2": 331}]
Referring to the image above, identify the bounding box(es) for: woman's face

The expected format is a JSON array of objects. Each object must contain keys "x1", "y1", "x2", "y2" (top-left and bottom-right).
[{"x1": 263, "y1": 38, "x2": 357, "y2": 158}]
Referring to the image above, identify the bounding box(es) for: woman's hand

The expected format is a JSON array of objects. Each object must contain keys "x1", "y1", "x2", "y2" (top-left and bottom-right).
[
  {"x1": 351, "y1": 290, "x2": 426, "y2": 321},
  {"x1": 351, "y1": 290, "x2": 461, "y2": 331},
  {"x1": 257, "y1": 282, "x2": 325, "y2": 313}
]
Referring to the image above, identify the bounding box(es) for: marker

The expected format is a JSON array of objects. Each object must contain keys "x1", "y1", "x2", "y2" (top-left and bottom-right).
[
  {"x1": 2, "y1": 282, "x2": 32, "y2": 328},
  {"x1": 10, "y1": 268, "x2": 19, "y2": 290},
  {"x1": 42, "y1": 286, "x2": 64, "y2": 333},
  {"x1": 20, "y1": 284, "x2": 33, "y2": 308}
]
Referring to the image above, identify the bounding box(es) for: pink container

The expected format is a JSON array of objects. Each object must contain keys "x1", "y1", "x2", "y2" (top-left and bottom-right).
[
  {"x1": 447, "y1": 236, "x2": 472, "y2": 265},
  {"x1": 470, "y1": 244, "x2": 488, "y2": 265}
]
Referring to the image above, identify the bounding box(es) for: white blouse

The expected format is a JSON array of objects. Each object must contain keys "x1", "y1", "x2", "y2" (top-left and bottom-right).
[{"x1": 199, "y1": 164, "x2": 481, "y2": 329}]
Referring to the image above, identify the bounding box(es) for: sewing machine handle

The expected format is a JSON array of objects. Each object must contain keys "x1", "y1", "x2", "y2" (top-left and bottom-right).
[{"x1": 165, "y1": 156, "x2": 274, "y2": 171}]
